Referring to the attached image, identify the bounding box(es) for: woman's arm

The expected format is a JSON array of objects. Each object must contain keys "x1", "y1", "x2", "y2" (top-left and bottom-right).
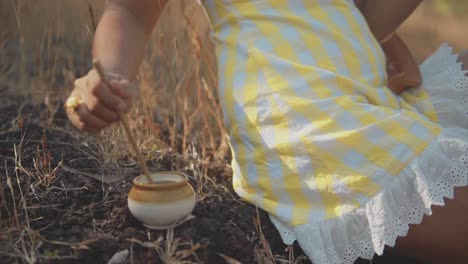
[
  {"x1": 381, "y1": 34, "x2": 422, "y2": 94},
  {"x1": 65, "y1": 0, "x2": 168, "y2": 132},
  {"x1": 93, "y1": 0, "x2": 168, "y2": 80},
  {"x1": 354, "y1": 0, "x2": 422, "y2": 94},
  {"x1": 358, "y1": 0, "x2": 422, "y2": 42}
]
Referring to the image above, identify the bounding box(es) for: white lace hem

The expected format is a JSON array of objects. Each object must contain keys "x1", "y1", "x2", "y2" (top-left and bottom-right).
[
  {"x1": 270, "y1": 128, "x2": 468, "y2": 264},
  {"x1": 418, "y1": 43, "x2": 468, "y2": 128},
  {"x1": 269, "y1": 45, "x2": 468, "y2": 264}
]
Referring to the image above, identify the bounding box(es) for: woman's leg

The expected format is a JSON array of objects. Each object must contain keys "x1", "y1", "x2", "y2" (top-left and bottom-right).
[
  {"x1": 458, "y1": 50, "x2": 468, "y2": 74},
  {"x1": 386, "y1": 186, "x2": 468, "y2": 263},
  {"x1": 386, "y1": 51, "x2": 468, "y2": 264}
]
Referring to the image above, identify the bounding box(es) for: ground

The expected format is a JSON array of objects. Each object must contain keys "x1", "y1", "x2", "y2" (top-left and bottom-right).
[{"x1": 0, "y1": 97, "x2": 421, "y2": 264}]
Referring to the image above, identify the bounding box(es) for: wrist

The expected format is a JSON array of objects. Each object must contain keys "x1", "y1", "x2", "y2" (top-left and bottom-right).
[
  {"x1": 379, "y1": 32, "x2": 396, "y2": 45},
  {"x1": 353, "y1": 0, "x2": 368, "y2": 12}
]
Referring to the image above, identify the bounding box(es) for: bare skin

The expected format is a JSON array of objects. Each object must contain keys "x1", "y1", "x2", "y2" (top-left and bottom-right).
[
  {"x1": 358, "y1": 0, "x2": 423, "y2": 42},
  {"x1": 387, "y1": 50, "x2": 468, "y2": 264},
  {"x1": 355, "y1": 0, "x2": 423, "y2": 94},
  {"x1": 387, "y1": 186, "x2": 468, "y2": 263},
  {"x1": 458, "y1": 50, "x2": 468, "y2": 73},
  {"x1": 381, "y1": 34, "x2": 423, "y2": 94},
  {"x1": 66, "y1": 0, "x2": 168, "y2": 133},
  {"x1": 65, "y1": 1, "x2": 468, "y2": 262}
]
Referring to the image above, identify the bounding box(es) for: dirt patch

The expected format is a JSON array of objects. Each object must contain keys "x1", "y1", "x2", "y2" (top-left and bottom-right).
[
  {"x1": 0, "y1": 98, "x2": 300, "y2": 264},
  {"x1": 0, "y1": 99, "x2": 426, "y2": 264}
]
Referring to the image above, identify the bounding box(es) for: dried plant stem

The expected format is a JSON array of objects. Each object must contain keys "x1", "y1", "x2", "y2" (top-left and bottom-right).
[
  {"x1": 87, "y1": 1, "x2": 97, "y2": 32},
  {"x1": 92, "y1": 59, "x2": 153, "y2": 183}
]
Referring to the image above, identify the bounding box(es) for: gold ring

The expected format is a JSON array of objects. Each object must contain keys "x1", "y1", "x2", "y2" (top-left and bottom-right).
[{"x1": 65, "y1": 96, "x2": 84, "y2": 111}]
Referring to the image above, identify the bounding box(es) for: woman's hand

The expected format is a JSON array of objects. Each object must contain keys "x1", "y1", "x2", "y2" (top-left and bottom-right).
[
  {"x1": 64, "y1": 0, "x2": 167, "y2": 133},
  {"x1": 65, "y1": 70, "x2": 136, "y2": 133},
  {"x1": 381, "y1": 34, "x2": 422, "y2": 94},
  {"x1": 353, "y1": 0, "x2": 422, "y2": 94}
]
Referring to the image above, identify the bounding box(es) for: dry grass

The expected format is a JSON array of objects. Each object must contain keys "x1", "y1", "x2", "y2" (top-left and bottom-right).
[
  {"x1": 1, "y1": 0, "x2": 224, "y2": 162},
  {"x1": 86, "y1": 0, "x2": 226, "y2": 174},
  {"x1": 127, "y1": 228, "x2": 200, "y2": 264},
  {"x1": 1, "y1": 139, "x2": 65, "y2": 263},
  {"x1": 1, "y1": 0, "x2": 466, "y2": 168},
  {"x1": 2, "y1": 0, "x2": 225, "y2": 183},
  {"x1": 253, "y1": 208, "x2": 306, "y2": 264},
  {"x1": 1, "y1": 1, "x2": 221, "y2": 262}
]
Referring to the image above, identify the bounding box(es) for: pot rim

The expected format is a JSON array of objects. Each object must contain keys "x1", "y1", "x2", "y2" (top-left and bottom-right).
[{"x1": 132, "y1": 171, "x2": 189, "y2": 191}]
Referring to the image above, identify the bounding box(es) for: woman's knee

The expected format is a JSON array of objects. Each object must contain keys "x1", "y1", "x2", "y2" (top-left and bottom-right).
[
  {"x1": 425, "y1": 187, "x2": 468, "y2": 262},
  {"x1": 457, "y1": 50, "x2": 468, "y2": 71},
  {"x1": 387, "y1": 186, "x2": 468, "y2": 263}
]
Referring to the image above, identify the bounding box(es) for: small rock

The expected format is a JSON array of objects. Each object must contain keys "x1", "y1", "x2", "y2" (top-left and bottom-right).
[{"x1": 107, "y1": 249, "x2": 129, "y2": 264}]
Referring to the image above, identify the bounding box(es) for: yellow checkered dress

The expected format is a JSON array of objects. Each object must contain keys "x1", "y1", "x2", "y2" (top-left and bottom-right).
[{"x1": 200, "y1": 1, "x2": 468, "y2": 262}]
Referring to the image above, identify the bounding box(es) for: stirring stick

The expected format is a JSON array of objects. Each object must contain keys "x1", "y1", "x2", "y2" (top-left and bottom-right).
[{"x1": 93, "y1": 59, "x2": 153, "y2": 183}]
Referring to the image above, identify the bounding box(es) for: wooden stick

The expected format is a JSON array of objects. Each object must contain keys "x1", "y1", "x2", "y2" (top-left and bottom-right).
[{"x1": 92, "y1": 59, "x2": 153, "y2": 183}]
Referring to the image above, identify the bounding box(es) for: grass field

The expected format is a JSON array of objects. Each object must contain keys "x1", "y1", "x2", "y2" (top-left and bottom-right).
[{"x1": 1, "y1": 1, "x2": 467, "y2": 263}]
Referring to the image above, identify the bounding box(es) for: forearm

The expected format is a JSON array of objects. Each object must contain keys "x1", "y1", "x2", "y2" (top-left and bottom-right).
[
  {"x1": 359, "y1": 0, "x2": 422, "y2": 42},
  {"x1": 92, "y1": 0, "x2": 167, "y2": 81}
]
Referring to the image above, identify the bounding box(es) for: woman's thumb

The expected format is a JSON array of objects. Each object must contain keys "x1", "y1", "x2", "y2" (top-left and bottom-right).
[{"x1": 388, "y1": 72, "x2": 421, "y2": 95}]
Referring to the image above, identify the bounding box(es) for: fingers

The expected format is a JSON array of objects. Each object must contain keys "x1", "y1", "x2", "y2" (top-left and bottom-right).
[
  {"x1": 108, "y1": 79, "x2": 136, "y2": 113},
  {"x1": 66, "y1": 70, "x2": 136, "y2": 132},
  {"x1": 66, "y1": 103, "x2": 109, "y2": 133},
  {"x1": 105, "y1": 72, "x2": 133, "y2": 99},
  {"x1": 85, "y1": 100, "x2": 120, "y2": 123},
  {"x1": 388, "y1": 73, "x2": 408, "y2": 95},
  {"x1": 76, "y1": 105, "x2": 108, "y2": 133},
  {"x1": 382, "y1": 34, "x2": 422, "y2": 93},
  {"x1": 457, "y1": 50, "x2": 468, "y2": 73},
  {"x1": 383, "y1": 34, "x2": 421, "y2": 84},
  {"x1": 90, "y1": 82, "x2": 127, "y2": 113},
  {"x1": 388, "y1": 72, "x2": 422, "y2": 95},
  {"x1": 86, "y1": 70, "x2": 128, "y2": 112}
]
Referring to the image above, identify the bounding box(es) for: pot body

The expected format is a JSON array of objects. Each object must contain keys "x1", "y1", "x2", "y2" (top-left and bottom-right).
[{"x1": 127, "y1": 172, "x2": 196, "y2": 229}]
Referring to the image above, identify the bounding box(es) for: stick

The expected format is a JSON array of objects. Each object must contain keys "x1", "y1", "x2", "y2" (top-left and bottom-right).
[{"x1": 92, "y1": 59, "x2": 153, "y2": 183}]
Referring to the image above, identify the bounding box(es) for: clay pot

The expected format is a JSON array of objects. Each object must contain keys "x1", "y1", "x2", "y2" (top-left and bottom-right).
[{"x1": 127, "y1": 172, "x2": 196, "y2": 230}]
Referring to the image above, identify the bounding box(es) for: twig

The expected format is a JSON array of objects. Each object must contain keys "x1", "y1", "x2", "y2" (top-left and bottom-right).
[
  {"x1": 92, "y1": 60, "x2": 153, "y2": 183},
  {"x1": 87, "y1": 1, "x2": 97, "y2": 32}
]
